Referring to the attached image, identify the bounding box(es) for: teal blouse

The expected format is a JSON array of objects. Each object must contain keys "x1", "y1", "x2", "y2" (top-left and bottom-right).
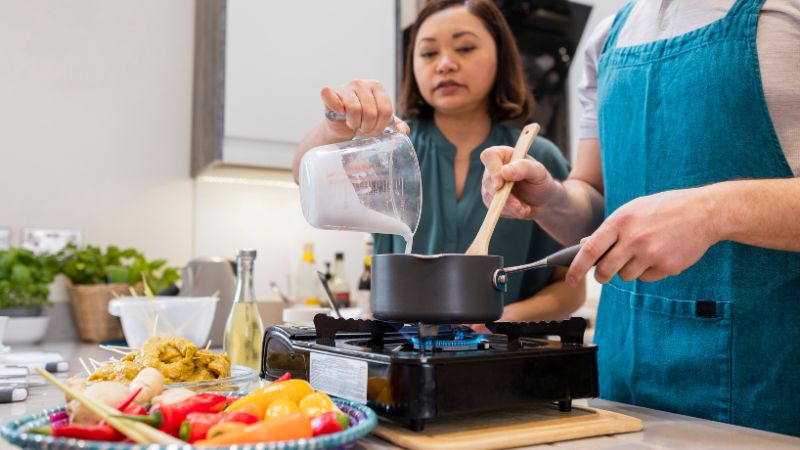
[{"x1": 374, "y1": 118, "x2": 571, "y2": 304}]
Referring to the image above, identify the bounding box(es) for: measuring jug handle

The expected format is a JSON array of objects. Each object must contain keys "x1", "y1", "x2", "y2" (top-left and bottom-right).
[{"x1": 325, "y1": 110, "x2": 399, "y2": 137}]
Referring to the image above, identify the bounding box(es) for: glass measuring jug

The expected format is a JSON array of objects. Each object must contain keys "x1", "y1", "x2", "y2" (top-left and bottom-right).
[{"x1": 299, "y1": 122, "x2": 422, "y2": 253}]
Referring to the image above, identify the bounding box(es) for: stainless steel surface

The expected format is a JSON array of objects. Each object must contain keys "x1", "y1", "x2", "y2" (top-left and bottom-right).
[
  {"x1": 2, "y1": 342, "x2": 798, "y2": 449},
  {"x1": 180, "y1": 256, "x2": 236, "y2": 347}
]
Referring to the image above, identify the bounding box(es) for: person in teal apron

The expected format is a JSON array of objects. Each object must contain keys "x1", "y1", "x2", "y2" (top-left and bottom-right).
[
  {"x1": 479, "y1": 0, "x2": 800, "y2": 436},
  {"x1": 293, "y1": 0, "x2": 585, "y2": 321}
]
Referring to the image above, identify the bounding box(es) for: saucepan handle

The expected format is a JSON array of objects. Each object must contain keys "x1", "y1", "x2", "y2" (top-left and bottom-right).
[{"x1": 493, "y1": 244, "x2": 582, "y2": 292}]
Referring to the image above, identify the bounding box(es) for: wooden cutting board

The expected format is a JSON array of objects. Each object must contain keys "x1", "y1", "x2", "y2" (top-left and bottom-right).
[{"x1": 373, "y1": 403, "x2": 643, "y2": 450}]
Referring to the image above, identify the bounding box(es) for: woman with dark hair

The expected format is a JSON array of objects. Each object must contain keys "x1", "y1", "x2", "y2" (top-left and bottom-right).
[{"x1": 292, "y1": 0, "x2": 584, "y2": 322}]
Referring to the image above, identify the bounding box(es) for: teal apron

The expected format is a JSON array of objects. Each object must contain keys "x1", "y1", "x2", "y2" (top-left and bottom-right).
[{"x1": 595, "y1": 0, "x2": 800, "y2": 436}]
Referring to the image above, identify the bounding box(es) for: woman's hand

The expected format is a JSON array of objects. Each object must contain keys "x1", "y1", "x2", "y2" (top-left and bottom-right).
[
  {"x1": 320, "y1": 80, "x2": 410, "y2": 140},
  {"x1": 566, "y1": 186, "x2": 722, "y2": 286},
  {"x1": 480, "y1": 145, "x2": 560, "y2": 220}
]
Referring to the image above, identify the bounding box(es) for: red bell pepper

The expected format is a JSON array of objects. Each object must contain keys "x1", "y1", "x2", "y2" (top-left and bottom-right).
[
  {"x1": 310, "y1": 411, "x2": 349, "y2": 437},
  {"x1": 28, "y1": 424, "x2": 124, "y2": 441},
  {"x1": 120, "y1": 393, "x2": 229, "y2": 435},
  {"x1": 179, "y1": 410, "x2": 259, "y2": 443}
]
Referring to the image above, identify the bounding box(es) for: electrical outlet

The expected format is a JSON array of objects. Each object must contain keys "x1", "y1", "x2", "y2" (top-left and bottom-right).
[
  {"x1": 0, "y1": 228, "x2": 10, "y2": 250},
  {"x1": 21, "y1": 228, "x2": 82, "y2": 254}
]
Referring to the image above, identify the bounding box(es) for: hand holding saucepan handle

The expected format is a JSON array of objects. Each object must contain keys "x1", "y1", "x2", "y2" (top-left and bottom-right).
[{"x1": 493, "y1": 244, "x2": 582, "y2": 291}]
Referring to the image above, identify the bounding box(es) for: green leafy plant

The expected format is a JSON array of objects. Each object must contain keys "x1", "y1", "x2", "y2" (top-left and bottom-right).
[
  {"x1": 0, "y1": 248, "x2": 59, "y2": 309},
  {"x1": 59, "y1": 244, "x2": 180, "y2": 295}
]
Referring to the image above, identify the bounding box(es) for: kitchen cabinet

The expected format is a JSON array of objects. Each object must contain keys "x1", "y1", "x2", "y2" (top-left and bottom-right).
[{"x1": 191, "y1": 0, "x2": 400, "y2": 175}]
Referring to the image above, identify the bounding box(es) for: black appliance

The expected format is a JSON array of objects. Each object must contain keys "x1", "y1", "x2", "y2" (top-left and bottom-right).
[{"x1": 261, "y1": 314, "x2": 598, "y2": 431}]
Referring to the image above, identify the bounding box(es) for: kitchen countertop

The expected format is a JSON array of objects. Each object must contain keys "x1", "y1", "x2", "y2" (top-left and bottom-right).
[{"x1": 1, "y1": 342, "x2": 798, "y2": 450}]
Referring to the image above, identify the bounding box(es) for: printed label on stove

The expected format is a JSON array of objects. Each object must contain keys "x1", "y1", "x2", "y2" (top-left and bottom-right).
[{"x1": 309, "y1": 352, "x2": 367, "y2": 404}]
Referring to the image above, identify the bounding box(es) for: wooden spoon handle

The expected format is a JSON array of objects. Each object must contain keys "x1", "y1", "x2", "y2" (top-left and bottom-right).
[{"x1": 465, "y1": 123, "x2": 541, "y2": 255}]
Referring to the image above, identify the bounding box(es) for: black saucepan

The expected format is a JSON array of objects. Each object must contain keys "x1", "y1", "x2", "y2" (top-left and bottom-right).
[{"x1": 371, "y1": 244, "x2": 582, "y2": 324}]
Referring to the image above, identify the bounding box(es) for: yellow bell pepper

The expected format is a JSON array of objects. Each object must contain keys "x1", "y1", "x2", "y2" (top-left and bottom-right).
[
  {"x1": 298, "y1": 391, "x2": 338, "y2": 418},
  {"x1": 225, "y1": 379, "x2": 313, "y2": 415},
  {"x1": 265, "y1": 398, "x2": 301, "y2": 420}
]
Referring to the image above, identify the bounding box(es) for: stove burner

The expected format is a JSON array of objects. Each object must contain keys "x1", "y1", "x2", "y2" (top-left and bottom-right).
[
  {"x1": 313, "y1": 314, "x2": 588, "y2": 351},
  {"x1": 408, "y1": 329, "x2": 489, "y2": 352}
]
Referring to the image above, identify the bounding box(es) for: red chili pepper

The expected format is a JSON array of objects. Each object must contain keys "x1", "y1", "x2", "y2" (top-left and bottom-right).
[
  {"x1": 179, "y1": 411, "x2": 259, "y2": 443},
  {"x1": 120, "y1": 393, "x2": 229, "y2": 435},
  {"x1": 26, "y1": 387, "x2": 148, "y2": 441},
  {"x1": 115, "y1": 387, "x2": 143, "y2": 412},
  {"x1": 122, "y1": 403, "x2": 148, "y2": 416},
  {"x1": 274, "y1": 372, "x2": 291, "y2": 382},
  {"x1": 28, "y1": 424, "x2": 124, "y2": 441},
  {"x1": 310, "y1": 411, "x2": 348, "y2": 437}
]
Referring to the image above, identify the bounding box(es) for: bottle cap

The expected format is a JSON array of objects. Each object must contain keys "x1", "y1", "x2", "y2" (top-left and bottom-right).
[
  {"x1": 335, "y1": 252, "x2": 344, "y2": 260},
  {"x1": 236, "y1": 249, "x2": 257, "y2": 258}
]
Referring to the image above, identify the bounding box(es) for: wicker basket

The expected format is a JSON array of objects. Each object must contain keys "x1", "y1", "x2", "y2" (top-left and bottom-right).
[{"x1": 65, "y1": 280, "x2": 139, "y2": 342}]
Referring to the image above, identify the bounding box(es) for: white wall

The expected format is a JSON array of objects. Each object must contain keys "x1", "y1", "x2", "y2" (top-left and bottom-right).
[
  {"x1": 194, "y1": 167, "x2": 368, "y2": 302},
  {"x1": 0, "y1": 0, "x2": 195, "y2": 269},
  {"x1": 0, "y1": 0, "x2": 372, "y2": 308}
]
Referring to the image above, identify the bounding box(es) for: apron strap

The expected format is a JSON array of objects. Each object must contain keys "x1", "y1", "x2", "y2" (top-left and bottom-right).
[
  {"x1": 600, "y1": 2, "x2": 636, "y2": 56},
  {"x1": 727, "y1": 0, "x2": 766, "y2": 18}
]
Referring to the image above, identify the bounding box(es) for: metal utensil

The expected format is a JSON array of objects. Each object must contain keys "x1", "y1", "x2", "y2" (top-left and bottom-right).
[
  {"x1": 269, "y1": 281, "x2": 291, "y2": 305},
  {"x1": 493, "y1": 244, "x2": 582, "y2": 290},
  {"x1": 316, "y1": 271, "x2": 342, "y2": 319}
]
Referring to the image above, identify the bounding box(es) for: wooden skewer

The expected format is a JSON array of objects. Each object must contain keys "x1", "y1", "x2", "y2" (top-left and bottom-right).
[
  {"x1": 78, "y1": 357, "x2": 92, "y2": 377},
  {"x1": 88, "y1": 358, "x2": 103, "y2": 371},
  {"x1": 141, "y1": 272, "x2": 155, "y2": 298},
  {"x1": 34, "y1": 367, "x2": 183, "y2": 445},
  {"x1": 99, "y1": 345, "x2": 129, "y2": 356},
  {"x1": 151, "y1": 314, "x2": 159, "y2": 338},
  {"x1": 465, "y1": 123, "x2": 541, "y2": 255}
]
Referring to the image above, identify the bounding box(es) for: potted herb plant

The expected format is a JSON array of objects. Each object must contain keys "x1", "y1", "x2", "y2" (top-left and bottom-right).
[
  {"x1": 0, "y1": 248, "x2": 59, "y2": 344},
  {"x1": 59, "y1": 244, "x2": 180, "y2": 342}
]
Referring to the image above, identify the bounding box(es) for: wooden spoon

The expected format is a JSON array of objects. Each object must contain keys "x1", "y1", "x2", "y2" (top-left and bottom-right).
[{"x1": 465, "y1": 122, "x2": 541, "y2": 255}]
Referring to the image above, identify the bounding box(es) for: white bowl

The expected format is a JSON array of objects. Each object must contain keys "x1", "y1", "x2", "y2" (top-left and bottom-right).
[
  {"x1": 3, "y1": 317, "x2": 49, "y2": 344},
  {"x1": 282, "y1": 306, "x2": 331, "y2": 326},
  {"x1": 109, "y1": 296, "x2": 218, "y2": 349}
]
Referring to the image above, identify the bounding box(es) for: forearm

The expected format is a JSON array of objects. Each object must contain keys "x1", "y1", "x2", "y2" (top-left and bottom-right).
[
  {"x1": 292, "y1": 121, "x2": 340, "y2": 184},
  {"x1": 708, "y1": 178, "x2": 800, "y2": 251},
  {"x1": 500, "y1": 268, "x2": 586, "y2": 322},
  {"x1": 534, "y1": 178, "x2": 605, "y2": 246}
]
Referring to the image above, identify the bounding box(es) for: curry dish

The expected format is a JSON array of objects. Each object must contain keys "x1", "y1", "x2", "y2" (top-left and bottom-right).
[{"x1": 88, "y1": 336, "x2": 231, "y2": 383}]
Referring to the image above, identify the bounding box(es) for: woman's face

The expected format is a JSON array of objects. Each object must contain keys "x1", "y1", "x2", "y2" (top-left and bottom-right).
[{"x1": 413, "y1": 6, "x2": 498, "y2": 117}]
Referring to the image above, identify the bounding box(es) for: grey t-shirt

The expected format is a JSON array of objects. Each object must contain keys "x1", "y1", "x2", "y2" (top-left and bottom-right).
[{"x1": 577, "y1": 0, "x2": 800, "y2": 176}]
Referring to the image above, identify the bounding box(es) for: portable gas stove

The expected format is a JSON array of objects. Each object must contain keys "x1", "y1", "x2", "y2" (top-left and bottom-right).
[{"x1": 261, "y1": 314, "x2": 598, "y2": 431}]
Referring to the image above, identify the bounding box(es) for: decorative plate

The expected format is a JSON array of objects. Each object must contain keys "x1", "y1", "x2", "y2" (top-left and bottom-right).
[{"x1": 1, "y1": 397, "x2": 377, "y2": 450}]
